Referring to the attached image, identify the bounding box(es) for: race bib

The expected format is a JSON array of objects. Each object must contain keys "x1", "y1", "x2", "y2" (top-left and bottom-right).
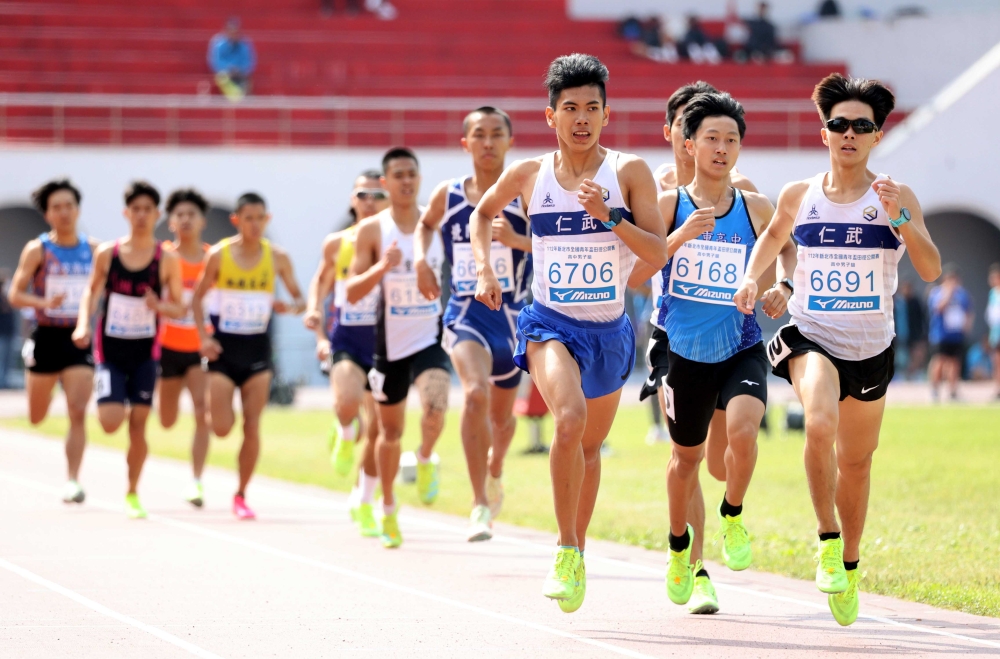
[
  {"x1": 217, "y1": 290, "x2": 273, "y2": 334},
  {"x1": 668, "y1": 240, "x2": 745, "y2": 306},
  {"x1": 943, "y1": 305, "x2": 967, "y2": 332},
  {"x1": 543, "y1": 240, "x2": 619, "y2": 306},
  {"x1": 106, "y1": 292, "x2": 156, "y2": 339},
  {"x1": 164, "y1": 289, "x2": 197, "y2": 329},
  {"x1": 803, "y1": 248, "x2": 884, "y2": 314},
  {"x1": 44, "y1": 274, "x2": 88, "y2": 319},
  {"x1": 340, "y1": 287, "x2": 379, "y2": 326},
  {"x1": 384, "y1": 272, "x2": 441, "y2": 319},
  {"x1": 451, "y1": 242, "x2": 514, "y2": 294}
]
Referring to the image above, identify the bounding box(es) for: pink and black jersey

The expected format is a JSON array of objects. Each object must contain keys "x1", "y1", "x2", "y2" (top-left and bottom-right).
[{"x1": 95, "y1": 242, "x2": 162, "y2": 366}]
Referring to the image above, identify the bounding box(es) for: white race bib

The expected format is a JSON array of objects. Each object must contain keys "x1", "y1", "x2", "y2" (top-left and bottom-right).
[
  {"x1": 668, "y1": 239, "x2": 745, "y2": 306},
  {"x1": 384, "y1": 272, "x2": 441, "y2": 319},
  {"x1": 943, "y1": 305, "x2": 967, "y2": 332},
  {"x1": 217, "y1": 290, "x2": 273, "y2": 334},
  {"x1": 44, "y1": 274, "x2": 88, "y2": 319},
  {"x1": 803, "y1": 247, "x2": 884, "y2": 314},
  {"x1": 451, "y1": 242, "x2": 514, "y2": 294},
  {"x1": 164, "y1": 288, "x2": 196, "y2": 329},
  {"x1": 543, "y1": 240, "x2": 619, "y2": 306},
  {"x1": 105, "y1": 292, "x2": 156, "y2": 339},
  {"x1": 340, "y1": 286, "x2": 379, "y2": 326}
]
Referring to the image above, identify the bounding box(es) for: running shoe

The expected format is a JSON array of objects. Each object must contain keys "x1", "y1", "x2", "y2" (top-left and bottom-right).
[
  {"x1": 715, "y1": 504, "x2": 752, "y2": 570},
  {"x1": 124, "y1": 493, "x2": 147, "y2": 519},
  {"x1": 62, "y1": 480, "x2": 85, "y2": 504},
  {"x1": 381, "y1": 511, "x2": 402, "y2": 548},
  {"x1": 352, "y1": 502, "x2": 381, "y2": 538},
  {"x1": 558, "y1": 557, "x2": 587, "y2": 613},
  {"x1": 233, "y1": 494, "x2": 256, "y2": 520},
  {"x1": 666, "y1": 524, "x2": 695, "y2": 605},
  {"x1": 828, "y1": 569, "x2": 863, "y2": 626},
  {"x1": 416, "y1": 458, "x2": 439, "y2": 505},
  {"x1": 467, "y1": 505, "x2": 492, "y2": 542},
  {"x1": 814, "y1": 537, "x2": 848, "y2": 593},
  {"x1": 330, "y1": 419, "x2": 358, "y2": 477},
  {"x1": 184, "y1": 481, "x2": 204, "y2": 508},
  {"x1": 485, "y1": 473, "x2": 504, "y2": 519},
  {"x1": 687, "y1": 561, "x2": 719, "y2": 614},
  {"x1": 542, "y1": 547, "x2": 580, "y2": 601}
]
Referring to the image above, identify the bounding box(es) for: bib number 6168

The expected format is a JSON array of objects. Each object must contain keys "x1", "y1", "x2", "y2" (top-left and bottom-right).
[{"x1": 675, "y1": 257, "x2": 739, "y2": 284}]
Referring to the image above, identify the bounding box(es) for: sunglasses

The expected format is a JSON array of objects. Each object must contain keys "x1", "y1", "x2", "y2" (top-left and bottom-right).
[
  {"x1": 355, "y1": 189, "x2": 388, "y2": 201},
  {"x1": 825, "y1": 117, "x2": 879, "y2": 134}
]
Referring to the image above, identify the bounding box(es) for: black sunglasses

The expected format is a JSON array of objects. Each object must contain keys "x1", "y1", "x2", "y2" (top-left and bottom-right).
[
  {"x1": 825, "y1": 117, "x2": 879, "y2": 134},
  {"x1": 355, "y1": 189, "x2": 388, "y2": 201}
]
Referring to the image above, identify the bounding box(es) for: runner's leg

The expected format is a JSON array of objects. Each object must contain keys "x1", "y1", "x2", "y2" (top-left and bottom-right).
[
  {"x1": 208, "y1": 372, "x2": 237, "y2": 438},
  {"x1": 575, "y1": 389, "x2": 622, "y2": 551},
  {"x1": 126, "y1": 405, "x2": 151, "y2": 494},
  {"x1": 374, "y1": 400, "x2": 405, "y2": 507},
  {"x1": 704, "y1": 411, "x2": 728, "y2": 482},
  {"x1": 331, "y1": 359, "x2": 366, "y2": 429},
  {"x1": 185, "y1": 365, "x2": 210, "y2": 480},
  {"x1": 361, "y1": 393, "x2": 378, "y2": 477},
  {"x1": 415, "y1": 367, "x2": 450, "y2": 461},
  {"x1": 60, "y1": 367, "x2": 92, "y2": 481},
  {"x1": 668, "y1": 443, "x2": 706, "y2": 538},
  {"x1": 25, "y1": 372, "x2": 59, "y2": 425},
  {"x1": 236, "y1": 370, "x2": 272, "y2": 494},
  {"x1": 451, "y1": 340, "x2": 493, "y2": 506},
  {"x1": 157, "y1": 377, "x2": 184, "y2": 429},
  {"x1": 722, "y1": 396, "x2": 764, "y2": 506},
  {"x1": 98, "y1": 403, "x2": 127, "y2": 434},
  {"x1": 835, "y1": 396, "x2": 885, "y2": 564},
  {"x1": 487, "y1": 384, "x2": 519, "y2": 479}
]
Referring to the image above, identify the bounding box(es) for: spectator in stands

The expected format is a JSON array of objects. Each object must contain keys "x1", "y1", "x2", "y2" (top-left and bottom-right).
[
  {"x1": 207, "y1": 17, "x2": 257, "y2": 102},
  {"x1": 724, "y1": 0, "x2": 750, "y2": 63},
  {"x1": 896, "y1": 280, "x2": 928, "y2": 380},
  {"x1": 679, "y1": 15, "x2": 721, "y2": 64},
  {"x1": 986, "y1": 263, "x2": 1000, "y2": 397},
  {"x1": 0, "y1": 269, "x2": 14, "y2": 388},
  {"x1": 818, "y1": 0, "x2": 842, "y2": 18},
  {"x1": 928, "y1": 264, "x2": 974, "y2": 401},
  {"x1": 745, "y1": 2, "x2": 778, "y2": 62}
]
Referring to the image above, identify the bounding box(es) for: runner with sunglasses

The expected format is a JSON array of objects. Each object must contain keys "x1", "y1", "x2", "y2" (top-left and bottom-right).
[
  {"x1": 734, "y1": 73, "x2": 941, "y2": 626},
  {"x1": 304, "y1": 170, "x2": 389, "y2": 537}
]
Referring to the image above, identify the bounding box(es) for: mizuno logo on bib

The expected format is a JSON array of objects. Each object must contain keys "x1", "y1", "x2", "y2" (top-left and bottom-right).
[
  {"x1": 803, "y1": 247, "x2": 883, "y2": 314},
  {"x1": 543, "y1": 241, "x2": 619, "y2": 307},
  {"x1": 669, "y1": 240, "x2": 745, "y2": 306}
]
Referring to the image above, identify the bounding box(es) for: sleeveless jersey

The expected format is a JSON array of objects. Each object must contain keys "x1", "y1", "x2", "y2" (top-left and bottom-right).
[
  {"x1": 331, "y1": 225, "x2": 377, "y2": 334},
  {"x1": 211, "y1": 237, "x2": 275, "y2": 337},
  {"x1": 440, "y1": 177, "x2": 531, "y2": 304},
  {"x1": 788, "y1": 172, "x2": 905, "y2": 361},
  {"x1": 159, "y1": 242, "x2": 209, "y2": 352},
  {"x1": 526, "y1": 150, "x2": 636, "y2": 323},
  {"x1": 95, "y1": 241, "x2": 162, "y2": 366},
  {"x1": 375, "y1": 212, "x2": 444, "y2": 362},
  {"x1": 31, "y1": 232, "x2": 92, "y2": 328},
  {"x1": 659, "y1": 187, "x2": 761, "y2": 363}
]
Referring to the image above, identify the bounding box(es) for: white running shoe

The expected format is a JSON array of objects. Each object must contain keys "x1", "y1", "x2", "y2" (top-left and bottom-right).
[
  {"x1": 485, "y1": 473, "x2": 504, "y2": 519},
  {"x1": 467, "y1": 505, "x2": 492, "y2": 542},
  {"x1": 62, "y1": 480, "x2": 85, "y2": 504}
]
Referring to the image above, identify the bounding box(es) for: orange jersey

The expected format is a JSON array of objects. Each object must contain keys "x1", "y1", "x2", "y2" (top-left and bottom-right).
[{"x1": 159, "y1": 242, "x2": 211, "y2": 352}]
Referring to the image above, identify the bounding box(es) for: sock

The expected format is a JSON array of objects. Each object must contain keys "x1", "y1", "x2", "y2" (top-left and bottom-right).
[
  {"x1": 383, "y1": 501, "x2": 396, "y2": 517},
  {"x1": 669, "y1": 531, "x2": 691, "y2": 553},
  {"x1": 819, "y1": 531, "x2": 841, "y2": 542},
  {"x1": 339, "y1": 420, "x2": 357, "y2": 442},
  {"x1": 235, "y1": 490, "x2": 245, "y2": 499},
  {"x1": 558, "y1": 545, "x2": 580, "y2": 553},
  {"x1": 844, "y1": 560, "x2": 859, "y2": 571},
  {"x1": 720, "y1": 496, "x2": 743, "y2": 518},
  {"x1": 416, "y1": 450, "x2": 431, "y2": 464},
  {"x1": 360, "y1": 471, "x2": 378, "y2": 504},
  {"x1": 695, "y1": 567, "x2": 709, "y2": 578}
]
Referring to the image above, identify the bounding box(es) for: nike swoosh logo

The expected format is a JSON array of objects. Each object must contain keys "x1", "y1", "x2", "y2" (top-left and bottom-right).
[
  {"x1": 522, "y1": 332, "x2": 542, "y2": 341},
  {"x1": 861, "y1": 385, "x2": 878, "y2": 394},
  {"x1": 741, "y1": 380, "x2": 758, "y2": 386}
]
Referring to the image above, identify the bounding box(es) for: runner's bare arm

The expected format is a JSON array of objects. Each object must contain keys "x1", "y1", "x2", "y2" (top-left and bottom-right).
[
  {"x1": 876, "y1": 180, "x2": 941, "y2": 282},
  {"x1": 627, "y1": 190, "x2": 677, "y2": 288},
  {"x1": 192, "y1": 247, "x2": 222, "y2": 358},
  {"x1": 147, "y1": 250, "x2": 186, "y2": 319},
  {"x1": 744, "y1": 192, "x2": 794, "y2": 318},
  {"x1": 304, "y1": 233, "x2": 341, "y2": 331},
  {"x1": 346, "y1": 216, "x2": 395, "y2": 304},
  {"x1": 7, "y1": 241, "x2": 51, "y2": 310},
  {"x1": 492, "y1": 215, "x2": 532, "y2": 253},
  {"x1": 273, "y1": 247, "x2": 306, "y2": 314},
  {"x1": 414, "y1": 181, "x2": 449, "y2": 300},
  {"x1": 731, "y1": 171, "x2": 759, "y2": 194},
  {"x1": 72, "y1": 243, "x2": 113, "y2": 348}
]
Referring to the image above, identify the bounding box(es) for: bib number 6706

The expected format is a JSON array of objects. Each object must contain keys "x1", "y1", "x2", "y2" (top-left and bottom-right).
[{"x1": 548, "y1": 261, "x2": 614, "y2": 285}]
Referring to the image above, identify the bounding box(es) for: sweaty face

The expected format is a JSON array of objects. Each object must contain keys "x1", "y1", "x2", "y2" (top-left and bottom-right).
[
  {"x1": 169, "y1": 202, "x2": 206, "y2": 240},
  {"x1": 125, "y1": 196, "x2": 160, "y2": 234},
  {"x1": 233, "y1": 203, "x2": 269, "y2": 241},
  {"x1": 462, "y1": 113, "x2": 512, "y2": 169},
  {"x1": 382, "y1": 158, "x2": 420, "y2": 204},
  {"x1": 350, "y1": 176, "x2": 388, "y2": 221},
  {"x1": 44, "y1": 189, "x2": 80, "y2": 233},
  {"x1": 686, "y1": 115, "x2": 741, "y2": 177},
  {"x1": 546, "y1": 85, "x2": 608, "y2": 151},
  {"x1": 822, "y1": 100, "x2": 881, "y2": 164}
]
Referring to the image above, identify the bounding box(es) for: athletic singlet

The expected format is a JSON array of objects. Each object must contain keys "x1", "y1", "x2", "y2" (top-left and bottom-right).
[
  {"x1": 159, "y1": 242, "x2": 210, "y2": 352},
  {"x1": 95, "y1": 241, "x2": 162, "y2": 366},
  {"x1": 788, "y1": 172, "x2": 905, "y2": 361},
  {"x1": 526, "y1": 150, "x2": 636, "y2": 323},
  {"x1": 331, "y1": 224, "x2": 378, "y2": 335},
  {"x1": 31, "y1": 232, "x2": 92, "y2": 328},
  {"x1": 440, "y1": 177, "x2": 531, "y2": 304},
  {"x1": 211, "y1": 237, "x2": 274, "y2": 337},
  {"x1": 375, "y1": 212, "x2": 444, "y2": 362},
  {"x1": 659, "y1": 187, "x2": 760, "y2": 363}
]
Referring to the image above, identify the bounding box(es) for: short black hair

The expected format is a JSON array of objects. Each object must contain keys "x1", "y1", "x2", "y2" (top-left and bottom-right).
[
  {"x1": 32, "y1": 179, "x2": 81, "y2": 213},
  {"x1": 235, "y1": 192, "x2": 266, "y2": 211},
  {"x1": 359, "y1": 169, "x2": 382, "y2": 181},
  {"x1": 463, "y1": 106, "x2": 513, "y2": 137},
  {"x1": 382, "y1": 147, "x2": 419, "y2": 174},
  {"x1": 812, "y1": 72, "x2": 895, "y2": 129},
  {"x1": 544, "y1": 53, "x2": 609, "y2": 109},
  {"x1": 666, "y1": 81, "x2": 719, "y2": 127},
  {"x1": 166, "y1": 188, "x2": 208, "y2": 215},
  {"x1": 124, "y1": 180, "x2": 160, "y2": 207},
  {"x1": 682, "y1": 92, "x2": 746, "y2": 140}
]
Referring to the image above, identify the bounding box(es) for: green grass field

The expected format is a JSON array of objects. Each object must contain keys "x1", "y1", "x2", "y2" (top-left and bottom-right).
[{"x1": 6, "y1": 403, "x2": 999, "y2": 618}]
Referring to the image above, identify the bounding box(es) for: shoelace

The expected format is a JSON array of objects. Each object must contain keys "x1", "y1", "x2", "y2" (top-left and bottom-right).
[
  {"x1": 713, "y1": 516, "x2": 749, "y2": 548},
  {"x1": 814, "y1": 544, "x2": 843, "y2": 574},
  {"x1": 841, "y1": 571, "x2": 866, "y2": 598},
  {"x1": 554, "y1": 550, "x2": 577, "y2": 582}
]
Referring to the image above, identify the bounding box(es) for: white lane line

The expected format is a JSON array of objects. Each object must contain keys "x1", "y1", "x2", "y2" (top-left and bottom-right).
[
  {"x1": 0, "y1": 473, "x2": 655, "y2": 659},
  {"x1": 0, "y1": 556, "x2": 226, "y2": 659}
]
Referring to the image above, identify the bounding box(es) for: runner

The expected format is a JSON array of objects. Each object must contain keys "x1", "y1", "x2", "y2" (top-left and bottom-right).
[
  {"x1": 347, "y1": 147, "x2": 451, "y2": 549},
  {"x1": 414, "y1": 107, "x2": 531, "y2": 542},
  {"x1": 304, "y1": 170, "x2": 388, "y2": 537},
  {"x1": 471, "y1": 54, "x2": 667, "y2": 611},
  {"x1": 988, "y1": 263, "x2": 1000, "y2": 398},
  {"x1": 651, "y1": 92, "x2": 795, "y2": 614},
  {"x1": 191, "y1": 192, "x2": 306, "y2": 521},
  {"x1": 8, "y1": 180, "x2": 98, "y2": 504},
  {"x1": 927, "y1": 264, "x2": 972, "y2": 401},
  {"x1": 157, "y1": 189, "x2": 212, "y2": 507},
  {"x1": 734, "y1": 73, "x2": 942, "y2": 625},
  {"x1": 73, "y1": 181, "x2": 185, "y2": 519}
]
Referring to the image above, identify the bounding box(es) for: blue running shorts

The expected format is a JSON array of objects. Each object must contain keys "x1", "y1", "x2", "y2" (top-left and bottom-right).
[{"x1": 443, "y1": 297, "x2": 523, "y2": 389}]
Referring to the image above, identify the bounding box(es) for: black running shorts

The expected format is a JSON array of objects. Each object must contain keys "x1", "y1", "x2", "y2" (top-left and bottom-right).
[
  {"x1": 23, "y1": 326, "x2": 94, "y2": 374},
  {"x1": 206, "y1": 333, "x2": 273, "y2": 387},
  {"x1": 368, "y1": 343, "x2": 451, "y2": 406},
  {"x1": 159, "y1": 347, "x2": 204, "y2": 379}
]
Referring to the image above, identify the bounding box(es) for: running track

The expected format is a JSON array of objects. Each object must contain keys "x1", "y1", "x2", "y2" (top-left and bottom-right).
[{"x1": 1, "y1": 429, "x2": 998, "y2": 658}]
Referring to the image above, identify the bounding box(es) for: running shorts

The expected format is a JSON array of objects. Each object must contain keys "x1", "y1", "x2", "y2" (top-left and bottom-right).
[
  {"x1": 95, "y1": 359, "x2": 157, "y2": 406},
  {"x1": 931, "y1": 340, "x2": 964, "y2": 359},
  {"x1": 159, "y1": 347, "x2": 204, "y2": 379},
  {"x1": 23, "y1": 326, "x2": 94, "y2": 374},
  {"x1": 442, "y1": 297, "x2": 523, "y2": 390},
  {"x1": 206, "y1": 333, "x2": 273, "y2": 387},
  {"x1": 368, "y1": 343, "x2": 451, "y2": 406},
  {"x1": 329, "y1": 350, "x2": 372, "y2": 391}
]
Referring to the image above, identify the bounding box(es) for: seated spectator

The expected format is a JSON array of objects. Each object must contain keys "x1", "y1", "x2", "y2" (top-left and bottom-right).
[
  {"x1": 679, "y1": 15, "x2": 721, "y2": 64},
  {"x1": 207, "y1": 18, "x2": 256, "y2": 101},
  {"x1": 724, "y1": 0, "x2": 750, "y2": 63},
  {"x1": 745, "y1": 2, "x2": 778, "y2": 62}
]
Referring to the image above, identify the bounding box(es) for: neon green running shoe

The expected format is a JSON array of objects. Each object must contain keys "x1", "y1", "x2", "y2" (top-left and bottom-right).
[
  {"x1": 687, "y1": 561, "x2": 719, "y2": 614},
  {"x1": 330, "y1": 420, "x2": 358, "y2": 477},
  {"x1": 353, "y1": 502, "x2": 380, "y2": 538},
  {"x1": 467, "y1": 505, "x2": 492, "y2": 542},
  {"x1": 829, "y1": 569, "x2": 863, "y2": 626},
  {"x1": 814, "y1": 537, "x2": 848, "y2": 594},
  {"x1": 558, "y1": 557, "x2": 586, "y2": 613},
  {"x1": 184, "y1": 481, "x2": 204, "y2": 508},
  {"x1": 542, "y1": 547, "x2": 580, "y2": 601},
  {"x1": 715, "y1": 504, "x2": 752, "y2": 571},
  {"x1": 666, "y1": 524, "x2": 695, "y2": 605},
  {"x1": 125, "y1": 493, "x2": 147, "y2": 519},
  {"x1": 380, "y1": 510, "x2": 402, "y2": 548},
  {"x1": 416, "y1": 458, "x2": 439, "y2": 505}
]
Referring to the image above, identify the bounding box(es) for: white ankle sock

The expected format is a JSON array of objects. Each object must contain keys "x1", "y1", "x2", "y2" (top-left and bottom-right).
[
  {"x1": 360, "y1": 471, "x2": 378, "y2": 504},
  {"x1": 339, "y1": 420, "x2": 358, "y2": 442},
  {"x1": 416, "y1": 450, "x2": 431, "y2": 464},
  {"x1": 383, "y1": 501, "x2": 396, "y2": 516}
]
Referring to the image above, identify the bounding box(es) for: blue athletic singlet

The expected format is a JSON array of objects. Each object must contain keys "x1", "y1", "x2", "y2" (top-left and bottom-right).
[
  {"x1": 32, "y1": 232, "x2": 93, "y2": 328},
  {"x1": 659, "y1": 186, "x2": 761, "y2": 363}
]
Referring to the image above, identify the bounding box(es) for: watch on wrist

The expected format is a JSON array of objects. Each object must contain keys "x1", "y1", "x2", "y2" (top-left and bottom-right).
[
  {"x1": 601, "y1": 207, "x2": 623, "y2": 230},
  {"x1": 889, "y1": 207, "x2": 911, "y2": 228},
  {"x1": 777, "y1": 278, "x2": 794, "y2": 294}
]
